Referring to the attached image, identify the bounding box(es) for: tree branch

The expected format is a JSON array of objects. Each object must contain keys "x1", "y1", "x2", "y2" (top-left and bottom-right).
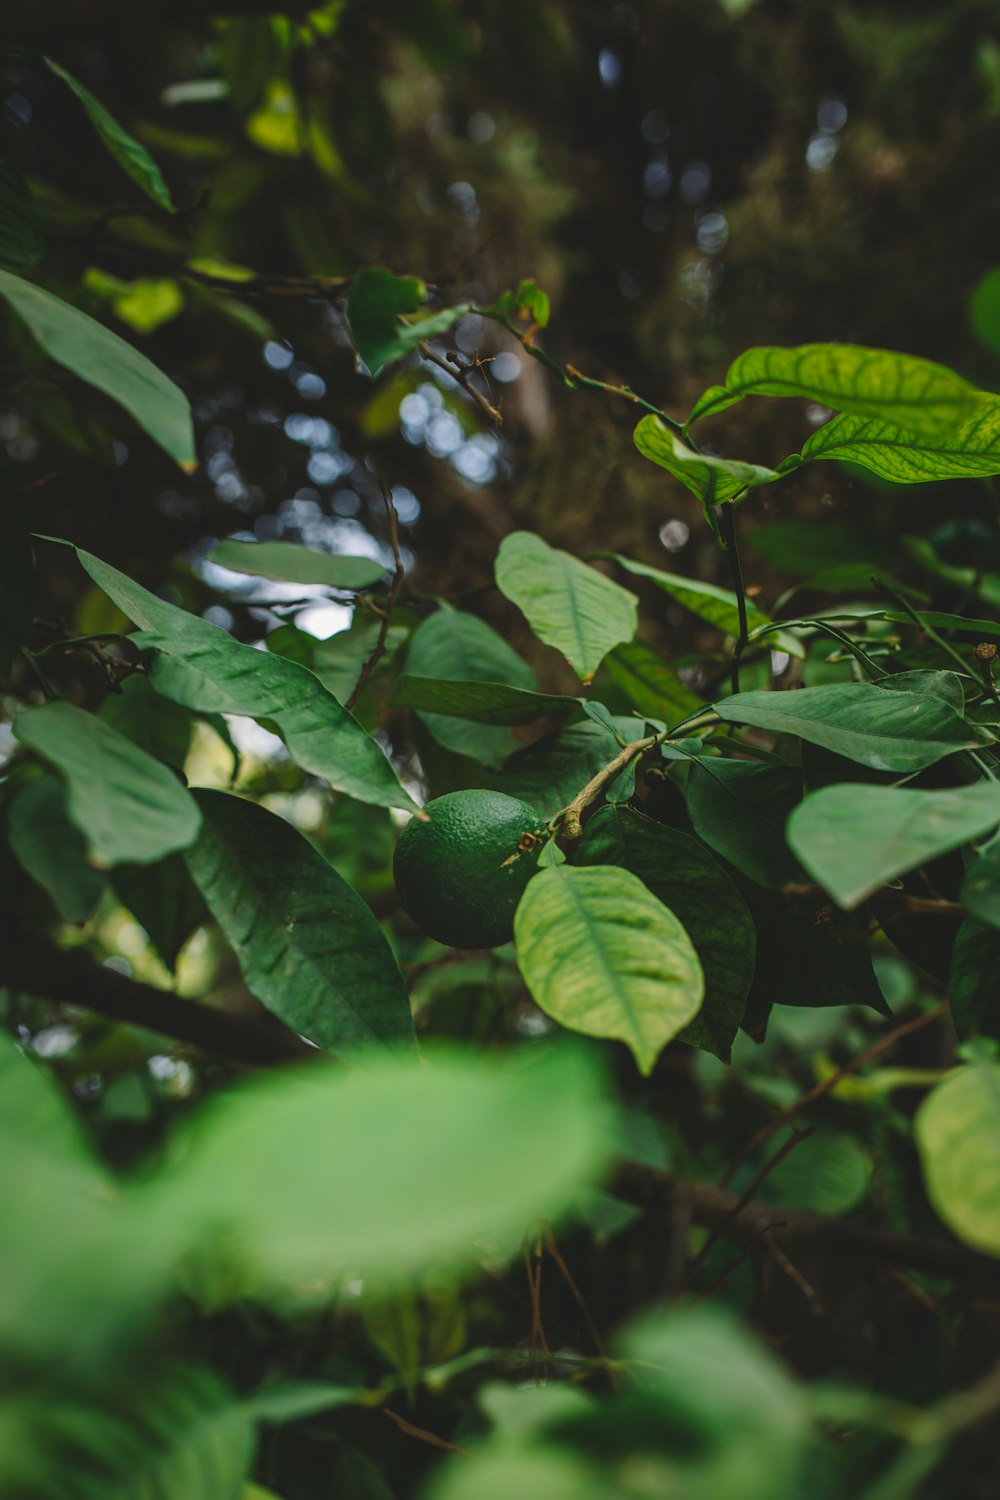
[
  {"x1": 1, "y1": 943, "x2": 315, "y2": 1067},
  {"x1": 612, "y1": 1161, "x2": 1000, "y2": 1283}
]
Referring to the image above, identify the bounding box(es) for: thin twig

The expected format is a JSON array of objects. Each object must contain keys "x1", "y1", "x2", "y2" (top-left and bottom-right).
[
  {"x1": 543, "y1": 1226, "x2": 617, "y2": 1388},
  {"x1": 872, "y1": 575, "x2": 1000, "y2": 705},
  {"x1": 717, "y1": 501, "x2": 749, "y2": 694},
  {"x1": 381, "y1": 1407, "x2": 475, "y2": 1458},
  {"x1": 345, "y1": 486, "x2": 405, "y2": 713},
  {"x1": 418, "y1": 341, "x2": 503, "y2": 425},
  {"x1": 721, "y1": 1002, "x2": 947, "y2": 1186},
  {"x1": 679, "y1": 1126, "x2": 813, "y2": 1294}
]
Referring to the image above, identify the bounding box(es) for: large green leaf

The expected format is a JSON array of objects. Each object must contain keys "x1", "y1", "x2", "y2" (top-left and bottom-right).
[
  {"x1": 400, "y1": 606, "x2": 543, "y2": 767},
  {"x1": 153, "y1": 1046, "x2": 614, "y2": 1283},
  {"x1": 7, "y1": 774, "x2": 107, "y2": 922},
  {"x1": 916, "y1": 1055, "x2": 1000, "y2": 1257},
  {"x1": 575, "y1": 806, "x2": 754, "y2": 1061},
  {"x1": 961, "y1": 846, "x2": 1000, "y2": 930},
  {"x1": 714, "y1": 682, "x2": 990, "y2": 772},
  {"x1": 347, "y1": 267, "x2": 468, "y2": 377},
  {"x1": 390, "y1": 676, "x2": 579, "y2": 724},
  {"x1": 184, "y1": 791, "x2": 413, "y2": 1054},
  {"x1": 0, "y1": 153, "x2": 42, "y2": 272},
  {"x1": 685, "y1": 760, "x2": 805, "y2": 891},
  {"x1": 514, "y1": 865, "x2": 704, "y2": 1074},
  {"x1": 44, "y1": 57, "x2": 175, "y2": 211},
  {"x1": 65, "y1": 544, "x2": 418, "y2": 812},
  {"x1": 688, "y1": 343, "x2": 987, "y2": 434},
  {"x1": 799, "y1": 405, "x2": 1000, "y2": 484},
  {"x1": 604, "y1": 639, "x2": 704, "y2": 724},
  {"x1": 788, "y1": 781, "x2": 1000, "y2": 908},
  {"x1": 495, "y1": 719, "x2": 643, "y2": 818},
  {"x1": 0, "y1": 270, "x2": 195, "y2": 467},
  {"x1": 112, "y1": 853, "x2": 207, "y2": 972},
  {"x1": 13, "y1": 700, "x2": 201, "y2": 868},
  {"x1": 208, "y1": 538, "x2": 387, "y2": 591},
  {"x1": 634, "y1": 416, "x2": 780, "y2": 505},
  {"x1": 949, "y1": 919, "x2": 1000, "y2": 1040},
  {"x1": 495, "y1": 532, "x2": 638, "y2": 684}
]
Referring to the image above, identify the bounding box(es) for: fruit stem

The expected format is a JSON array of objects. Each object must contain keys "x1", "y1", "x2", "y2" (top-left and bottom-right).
[{"x1": 550, "y1": 734, "x2": 659, "y2": 835}]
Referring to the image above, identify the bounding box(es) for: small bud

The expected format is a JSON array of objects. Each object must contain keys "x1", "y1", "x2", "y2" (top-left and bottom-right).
[
  {"x1": 974, "y1": 642, "x2": 998, "y2": 664},
  {"x1": 562, "y1": 812, "x2": 583, "y2": 841}
]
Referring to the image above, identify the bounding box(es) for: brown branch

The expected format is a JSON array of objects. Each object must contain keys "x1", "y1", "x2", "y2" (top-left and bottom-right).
[
  {"x1": 612, "y1": 1161, "x2": 1000, "y2": 1283},
  {"x1": 418, "y1": 341, "x2": 503, "y2": 426},
  {"x1": 345, "y1": 485, "x2": 405, "y2": 713},
  {"x1": 2, "y1": 942, "x2": 315, "y2": 1067},
  {"x1": 721, "y1": 1001, "x2": 948, "y2": 1186},
  {"x1": 382, "y1": 1406, "x2": 475, "y2": 1458}
]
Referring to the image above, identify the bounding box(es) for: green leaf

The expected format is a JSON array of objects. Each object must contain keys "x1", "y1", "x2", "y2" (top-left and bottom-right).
[
  {"x1": 391, "y1": 676, "x2": 579, "y2": 724},
  {"x1": 760, "y1": 1130, "x2": 871, "y2": 1216},
  {"x1": 799, "y1": 405, "x2": 1000, "y2": 484},
  {"x1": 495, "y1": 532, "x2": 638, "y2": 683},
  {"x1": 347, "y1": 267, "x2": 468, "y2": 378},
  {"x1": 970, "y1": 266, "x2": 1000, "y2": 358},
  {"x1": 65, "y1": 544, "x2": 418, "y2": 813},
  {"x1": 100, "y1": 670, "x2": 193, "y2": 771},
  {"x1": 401, "y1": 606, "x2": 542, "y2": 767},
  {"x1": 885, "y1": 609, "x2": 1000, "y2": 639},
  {"x1": 949, "y1": 918, "x2": 1000, "y2": 1040},
  {"x1": 714, "y1": 683, "x2": 990, "y2": 772},
  {"x1": 184, "y1": 790, "x2": 413, "y2": 1053},
  {"x1": 788, "y1": 781, "x2": 1000, "y2": 908},
  {"x1": 689, "y1": 343, "x2": 988, "y2": 434},
  {"x1": 685, "y1": 760, "x2": 805, "y2": 891},
  {"x1": 575, "y1": 806, "x2": 754, "y2": 1061},
  {"x1": 604, "y1": 639, "x2": 704, "y2": 724},
  {"x1": 496, "y1": 720, "x2": 642, "y2": 817},
  {"x1": 44, "y1": 56, "x2": 175, "y2": 211},
  {"x1": 7, "y1": 774, "x2": 107, "y2": 922},
  {"x1": 0, "y1": 513, "x2": 34, "y2": 675},
  {"x1": 111, "y1": 854, "x2": 208, "y2": 972},
  {"x1": 633, "y1": 416, "x2": 780, "y2": 505},
  {"x1": 514, "y1": 865, "x2": 704, "y2": 1074},
  {"x1": 611, "y1": 554, "x2": 771, "y2": 635},
  {"x1": 309, "y1": 621, "x2": 409, "y2": 705},
  {"x1": 208, "y1": 538, "x2": 387, "y2": 591},
  {"x1": 13, "y1": 700, "x2": 202, "y2": 868},
  {"x1": 916, "y1": 1057, "x2": 1000, "y2": 1256},
  {"x1": 0, "y1": 153, "x2": 42, "y2": 272},
  {"x1": 0, "y1": 270, "x2": 195, "y2": 468},
  {"x1": 154, "y1": 1046, "x2": 614, "y2": 1283},
  {"x1": 962, "y1": 848, "x2": 1000, "y2": 929},
  {"x1": 482, "y1": 278, "x2": 551, "y2": 328}
]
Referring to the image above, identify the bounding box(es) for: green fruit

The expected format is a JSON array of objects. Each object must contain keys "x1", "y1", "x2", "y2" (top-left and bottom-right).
[{"x1": 393, "y1": 789, "x2": 544, "y2": 948}]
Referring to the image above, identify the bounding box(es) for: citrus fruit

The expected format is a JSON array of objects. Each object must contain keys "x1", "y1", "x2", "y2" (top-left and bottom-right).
[{"x1": 393, "y1": 789, "x2": 544, "y2": 948}]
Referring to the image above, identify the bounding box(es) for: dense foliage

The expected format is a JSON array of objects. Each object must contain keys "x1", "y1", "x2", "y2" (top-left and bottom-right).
[{"x1": 4, "y1": 3, "x2": 1000, "y2": 1497}]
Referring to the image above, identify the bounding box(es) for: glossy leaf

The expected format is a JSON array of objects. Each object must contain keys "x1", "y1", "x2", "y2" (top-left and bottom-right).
[
  {"x1": 916, "y1": 1057, "x2": 1000, "y2": 1256},
  {"x1": 576, "y1": 805, "x2": 754, "y2": 1061},
  {"x1": 347, "y1": 267, "x2": 468, "y2": 377},
  {"x1": 714, "y1": 683, "x2": 990, "y2": 772},
  {"x1": 44, "y1": 57, "x2": 175, "y2": 211},
  {"x1": 390, "y1": 676, "x2": 579, "y2": 724},
  {"x1": 686, "y1": 760, "x2": 805, "y2": 891},
  {"x1": 184, "y1": 790, "x2": 414, "y2": 1053},
  {"x1": 7, "y1": 775, "x2": 107, "y2": 922},
  {"x1": 962, "y1": 848, "x2": 1000, "y2": 930},
  {"x1": 0, "y1": 153, "x2": 42, "y2": 272},
  {"x1": 634, "y1": 415, "x2": 780, "y2": 504},
  {"x1": 68, "y1": 545, "x2": 418, "y2": 812},
  {"x1": 483, "y1": 278, "x2": 551, "y2": 328},
  {"x1": 401, "y1": 606, "x2": 542, "y2": 766},
  {"x1": 495, "y1": 532, "x2": 638, "y2": 683},
  {"x1": 799, "y1": 405, "x2": 1000, "y2": 484},
  {"x1": 154, "y1": 1046, "x2": 614, "y2": 1282},
  {"x1": 604, "y1": 639, "x2": 704, "y2": 724},
  {"x1": 788, "y1": 781, "x2": 1000, "y2": 908},
  {"x1": 689, "y1": 343, "x2": 987, "y2": 434},
  {"x1": 111, "y1": 854, "x2": 208, "y2": 972},
  {"x1": 514, "y1": 865, "x2": 704, "y2": 1074},
  {"x1": 13, "y1": 700, "x2": 201, "y2": 868},
  {"x1": 0, "y1": 270, "x2": 195, "y2": 468},
  {"x1": 495, "y1": 719, "x2": 642, "y2": 817},
  {"x1": 208, "y1": 538, "x2": 387, "y2": 591}
]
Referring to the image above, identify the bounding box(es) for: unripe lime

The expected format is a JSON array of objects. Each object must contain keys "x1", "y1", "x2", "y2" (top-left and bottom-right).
[{"x1": 393, "y1": 789, "x2": 544, "y2": 948}]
